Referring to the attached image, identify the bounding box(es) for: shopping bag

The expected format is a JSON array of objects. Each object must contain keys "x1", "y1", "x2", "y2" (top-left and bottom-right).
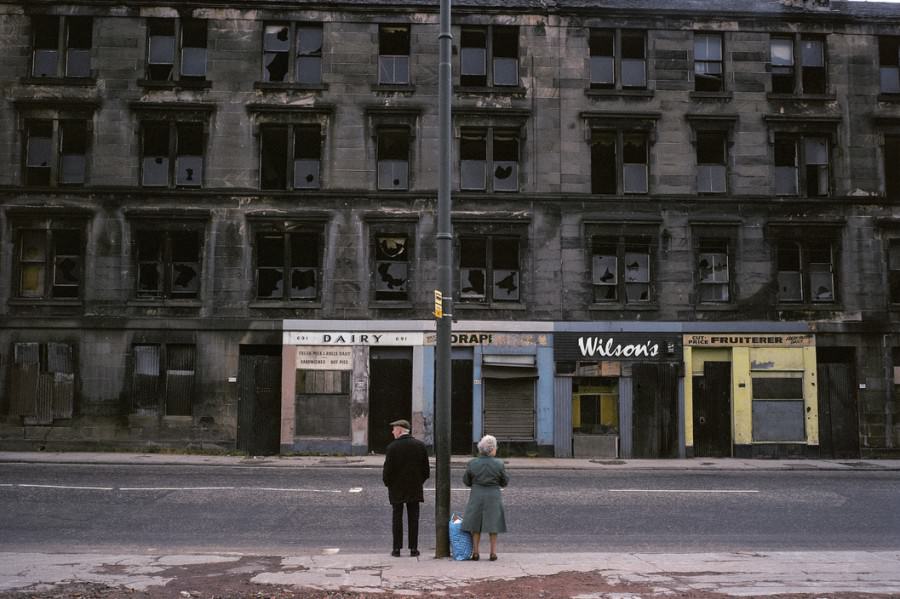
[{"x1": 449, "y1": 512, "x2": 473, "y2": 561}]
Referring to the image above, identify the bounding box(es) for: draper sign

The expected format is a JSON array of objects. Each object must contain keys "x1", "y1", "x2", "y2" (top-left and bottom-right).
[{"x1": 283, "y1": 332, "x2": 425, "y2": 345}]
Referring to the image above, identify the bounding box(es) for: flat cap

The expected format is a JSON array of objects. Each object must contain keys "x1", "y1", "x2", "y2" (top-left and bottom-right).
[{"x1": 389, "y1": 419, "x2": 411, "y2": 429}]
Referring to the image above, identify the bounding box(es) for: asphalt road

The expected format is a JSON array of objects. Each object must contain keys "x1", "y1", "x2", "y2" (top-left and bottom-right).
[{"x1": 1, "y1": 462, "x2": 898, "y2": 554}]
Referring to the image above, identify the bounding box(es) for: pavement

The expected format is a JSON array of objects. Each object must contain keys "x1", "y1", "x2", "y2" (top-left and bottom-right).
[{"x1": 2, "y1": 451, "x2": 900, "y2": 597}]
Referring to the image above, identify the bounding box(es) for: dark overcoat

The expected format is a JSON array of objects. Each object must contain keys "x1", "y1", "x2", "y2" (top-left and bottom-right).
[{"x1": 382, "y1": 434, "x2": 430, "y2": 504}]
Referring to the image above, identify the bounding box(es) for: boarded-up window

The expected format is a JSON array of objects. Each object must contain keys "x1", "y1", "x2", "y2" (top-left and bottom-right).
[
  {"x1": 751, "y1": 373, "x2": 805, "y2": 442},
  {"x1": 131, "y1": 344, "x2": 195, "y2": 416},
  {"x1": 10, "y1": 342, "x2": 75, "y2": 424},
  {"x1": 295, "y1": 370, "x2": 350, "y2": 437}
]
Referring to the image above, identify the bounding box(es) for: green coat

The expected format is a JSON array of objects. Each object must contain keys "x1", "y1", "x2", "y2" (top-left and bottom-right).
[{"x1": 461, "y1": 456, "x2": 509, "y2": 534}]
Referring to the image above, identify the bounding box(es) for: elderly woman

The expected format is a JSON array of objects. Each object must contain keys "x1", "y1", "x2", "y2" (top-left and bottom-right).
[{"x1": 461, "y1": 434, "x2": 509, "y2": 561}]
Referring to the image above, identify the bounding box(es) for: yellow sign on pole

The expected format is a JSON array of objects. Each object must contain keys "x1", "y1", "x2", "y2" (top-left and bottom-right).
[{"x1": 434, "y1": 290, "x2": 443, "y2": 318}]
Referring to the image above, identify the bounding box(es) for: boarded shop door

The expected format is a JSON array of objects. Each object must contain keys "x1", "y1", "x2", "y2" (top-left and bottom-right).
[
  {"x1": 483, "y1": 377, "x2": 535, "y2": 441},
  {"x1": 553, "y1": 377, "x2": 573, "y2": 458},
  {"x1": 632, "y1": 363, "x2": 678, "y2": 458},
  {"x1": 368, "y1": 347, "x2": 413, "y2": 453},
  {"x1": 10, "y1": 342, "x2": 75, "y2": 425},
  {"x1": 817, "y1": 361, "x2": 860, "y2": 458},
  {"x1": 451, "y1": 359, "x2": 474, "y2": 454},
  {"x1": 692, "y1": 361, "x2": 732, "y2": 457},
  {"x1": 238, "y1": 347, "x2": 282, "y2": 456}
]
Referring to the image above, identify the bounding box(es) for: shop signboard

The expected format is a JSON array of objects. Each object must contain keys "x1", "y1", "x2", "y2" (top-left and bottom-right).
[
  {"x1": 683, "y1": 334, "x2": 814, "y2": 347},
  {"x1": 554, "y1": 332, "x2": 682, "y2": 362}
]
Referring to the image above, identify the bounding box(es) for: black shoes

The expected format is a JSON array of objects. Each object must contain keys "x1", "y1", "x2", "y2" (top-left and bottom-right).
[
  {"x1": 410, "y1": 550, "x2": 420, "y2": 557},
  {"x1": 391, "y1": 550, "x2": 401, "y2": 557}
]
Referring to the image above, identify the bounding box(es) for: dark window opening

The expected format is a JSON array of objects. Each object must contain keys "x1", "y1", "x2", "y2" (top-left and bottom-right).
[
  {"x1": 460, "y1": 27, "x2": 487, "y2": 87},
  {"x1": 375, "y1": 235, "x2": 409, "y2": 301},
  {"x1": 696, "y1": 131, "x2": 727, "y2": 193},
  {"x1": 492, "y1": 132, "x2": 518, "y2": 192},
  {"x1": 492, "y1": 26, "x2": 519, "y2": 87},
  {"x1": 147, "y1": 18, "x2": 176, "y2": 81},
  {"x1": 770, "y1": 37, "x2": 794, "y2": 94},
  {"x1": 589, "y1": 30, "x2": 615, "y2": 88},
  {"x1": 260, "y1": 126, "x2": 289, "y2": 190},
  {"x1": 66, "y1": 17, "x2": 92, "y2": 77},
  {"x1": 25, "y1": 120, "x2": 52, "y2": 186},
  {"x1": 697, "y1": 238, "x2": 730, "y2": 303},
  {"x1": 17, "y1": 228, "x2": 82, "y2": 300},
  {"x1": 377, "y1": 128, "x2": 410, "y2": 190},
  {"x1": 181, "y1": 19, "x2": 208, "y2": 79},
  {"x1": 800, "y1": 37, "x2": 825, "y2": 94},
  {"x1": 31, "y1": 15, "x2": 91, "y2": 79},
  {"x1": 491, "y1": 237, "x2": 519, "y2": 301},
  {"x1": 590, "y1": 131, "x2": 616, "y2": 194},
  {"x1": 460, "y1": 130, "x2": 487, "y2": 190},
  {"x1": 886, "y1": 136, "x2": 900, "y2": 198},
  {"x1": 620, "y1": 30, "x2": 646, "y2": 88},
  {"x1": 379, "y1": 25, "x2": 410, "y2": 85},
  {"x1": 142, "y1": 121, "x2": 205, "y2": 188},
  {"x1": 459, "y1": 237, "x2": 487, "y2": 300},
  {"x1": 176, "y1": 124, "x2": 204, "y2": 187},
  {"x1": 263, "y1": 24, "x2": 290, "y2": 82},
  {"x1": 458, "y1": 236, "x2": 520, "y2": 303},
  {"x1": 141, "y1": 123, "x2": 170, "y2": 187},
  {"x1": 294, "y1": 125, "x2": 321, "y2": 189},
  {"x1": 622, "y1": 133, "x2": 648, "y2": 194},
  {"x1": 136, "y1": 229, "x2": 201, "y2": 300},
  {"x1": 880, "y1": 37, "x2": 900, "y2": 93},
  {"x1": 889, "y1": 239, "x2": 900, "y2": 304},
  {"x1": 777, "y1": 240, "x2": 835, "y2": 303},
  {"x1": 255, "y1": 231, "x2": 320, "y2": 301},
  {"x1": 694, "y1": 33, "x2": 723, "y2": 92},
  {"x1": 32, "y1": 16, "x2": 60, "y2": 77}
]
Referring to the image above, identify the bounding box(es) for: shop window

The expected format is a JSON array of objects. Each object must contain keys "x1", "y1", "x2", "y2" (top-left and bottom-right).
[
  {"x1": 377, "y1": 128, "x2": 410, "y2": 190},
  {"x1": 751, "y1": 372, "x2": 805, "y2": 442},
  {"x1": 697, "y1": 238, "x2": 730, "y2": 303},
  {"x1": 131, "y1": 344, "x2": 195, "y2": 417},
  {"x1": 460, "y1": 26, "x2": 518, "y2": 88},
  {"x1": 888, "y1": 239, "x2": 900, "y2": 304},
  {"x1": 262, "y1": 23, "x2": 322, "y2": 85},
  {"x1": 24, "y1": 119, "x2": 88, "y2": 187},
  {"x1": 589, "y1": 29, "x2": 646, "y2": 90},
  {"x1": 379, "y1": 25, "x2": 410, "y2": 85},
  {"x1": 295, "y1": 370, "x2": 351, "y2": 437},
  {"x1": 141, "y1": 121, "x2": 204, "y2": 188},
  {"x1": 146, "y1": 18, "x2": 207, "y2": 82},
  {"x1": 260, "y1": 124, "x2": 321, "y2": 190},
  {"x1": 776, "y1": 240, "x2": 836, "y2": 304},
  {"x1": 460, "y1": 128, "x2": 519, "y2": 192},
  {"x1": 774, "y1": 134, "x2": 829, "y2": 197},
  {"x1": 255, "y1": 230, "x2": 321, "y2": 301},
  {"x1": 135, "y1": 229, "x2": 201, "y2": 300},
  {"x1": 16, "y1": 227, "x2": 82, "y2": 300},
  {"x1": 374, "y1": 235, "x2": 409, "y2": 302},
  {"x1": 880, "y1": 37, "x2": 900, "y2": 94},
  {"x1": 770, "y1": 34, "x2": 826, "y2": 95},
  {"x1": 696, "y1": 131, "x2": 727, "y2": 194},
  {"x1": 591, "y1": 130, "x2": 649, "y2": 194},
  {"x1": 573, "y1": 378, "x2": 619, "y2": 435},
  {"x1": 9, "y1": 342, "x2": 75, "y2": 424},
  {"x1": 886, "y1": 136, "x2": 900, "y2": 199},
  {"x1": 31, "y1": 15, "x2": 92, "y2": 78},
  {"x1": 591, "y1": 235, "x2": 653, "y2": 304},
  {"x1": 459, "y1": 236, "x2": 520, "y2": 304},
  {"x1": 694, "y1": 33, "x2": 723, "y2": 92}
]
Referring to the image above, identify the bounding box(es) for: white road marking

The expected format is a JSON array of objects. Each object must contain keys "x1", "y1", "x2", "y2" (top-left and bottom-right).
[
  {"x1": 255, "y1": 487, "x2": 342, "y2": 493},
  {"x1": 424, "y1": 488, "x2": 470, "y2": 492},
  {"x1": 609, "y1": 489, "x2": 759, "y2": 494},
  {"x1": 119, "y1": 487, "x2": 235, "y2": 491},
  {"x1": 17, "y1": 484, "x2": 114, "y2": 491},
  {"x1": 348, "y1": 487, "x2": 363, "y2": 493}
]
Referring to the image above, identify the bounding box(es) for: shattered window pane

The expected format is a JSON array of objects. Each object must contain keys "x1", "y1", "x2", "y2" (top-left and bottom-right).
[
  {"x1": 263, "y1": 24, "x2": 290, "y2": 82},
  {"x1": 459, "y1": 237, "x2": 487, "y2": 299},
  {"x1": 492, "y1": 238, "x2": 519, "y2": 301},
  {"x1": 137, "y1": 231, "x2": 162, "y2": 297},
  {"x1": 493, "y1": 132, "x2": 518, "y2": 192},
  {"x1": 52, "y1": 230, "x2": 81, "y2": 298},
  {"x1": 375, "y1": 236, "x2": 409, "y2": 300},
  {"x1": 170, "y1": 230, "x2": 200, "y2": 297},
  {"x1": 256, "y1": 234, "x2": 284, "y2": 299},
  {"x1": 290, "y1": 233, "x2": 319, "y2": 299}
]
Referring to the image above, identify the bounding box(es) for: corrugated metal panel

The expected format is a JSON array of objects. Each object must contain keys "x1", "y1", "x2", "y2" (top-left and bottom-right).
[
  {"x1": 132, "y1": 345, "x2": 160, "y2": 414},
  {"x1": 48, "y1": 343, "x2": 74, "y2": 420},
  {"x1": 165, "y1": 345, "x2": 195, "y2": 416},
  {"x1": 484, "y1": 378, "x2": 534, "y2": 441},
  {"x1": 553, "y1": 377, "x2": 573, "y2": 457},
  {"x1": 11, "y1": 343, "x2": 39, "y2": 417},
  {"x1": 30, "y1": 373, "x2": 54, "y2": 425}
]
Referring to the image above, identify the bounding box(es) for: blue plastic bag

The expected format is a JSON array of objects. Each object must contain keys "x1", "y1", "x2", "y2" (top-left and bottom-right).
[{"x1": 449, "y1": 512, "x2": 473, "y2": 561}]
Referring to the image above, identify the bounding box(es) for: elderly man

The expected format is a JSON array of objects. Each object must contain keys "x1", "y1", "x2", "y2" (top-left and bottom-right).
[{"x1": 382, "y1": 418, "x2": 430, "y2": 557}]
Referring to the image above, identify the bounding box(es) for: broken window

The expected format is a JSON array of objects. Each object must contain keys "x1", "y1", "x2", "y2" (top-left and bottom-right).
[
  {"x1": 886, "y1": 136, "x2": 900, "y2": 199},
  {"x1": 377, "y1": 128, "x2": 409, "y2": 190},
  {"x1": 777, "y1": 239, "x2": 836, "y2": 303},
  {"x1": 694, "y1": 33, "x2": 723, "y2": 92},
  {"x1": 591, "y1": 129, "x2": 649, "y2": 194},
  {"x1": 146, "y1": 18, "x2": 207, "y2": 82},
  {"x1": 460, "y1": 128, "x2": 518, "y2": 192},
  {"x1": 696, "y1": 131, "x2": 727, "y2": 193},
  {"x1": 697, "y1": 238, "x2": 730, "y2": 303},
  {"x1": 458, "y1": 236, "x2": 520, "y2": 304},
  {"x1": 16, "y1": 227, "x2": 82, "y2": 300},
  {"x1": 9, "y1": 342, "x2": 75, "y2": 424},
  {"x1": 31, "y1": 15, "x2": 92, "y2": 78},
  {"x1": 135, "y1": 229, "x2": 201, "y2": 300},
  {"x1": 880, "y1": 37, "x2": 900, "y2": 94},
  {"x1": 774, "y1": 134, "x2": 829, "y2": 197},
  {"x1": 591, "y1": 234, "x2": 653, "y2": 304},
  {"x1": 262, "y1": 23, "x2": 322, "y2": 85},
  {"x1": 374, "y1": 235, "x2": 409, "y2": 301},
  {"x1": 141, "y1": 121, "x2": 205, "y2": 188},
  {"x1": 379, "y1": 25, "x2": 410, "y2": 85},
  {"x1": 255, "y1": 231, "x2": 320, "y2": 301},
  {"x1": 589, "y1": 29, "x2": 646, "y2": 90},
  {"x1": 460, "y1": 27, "x2": 487, "y2": 87},
  {"x1": 25, "y1": 119, "x2": 87, "y2": 187},
  {"x1": 131, "y1": 344, "x2": 195, "y2": 417},
  {"x1": 889, "y1": 239, "x2": 900, "y2": 304},
  {"x1": 147, "y1": 19, "x2": 176, "y2": 81},
  {"x1": 493, "y1": 131, "x2": 518, "y2": 191},
  {"x1": 460, "y1": 26, "x2": 518, "y2": 88},
  {"x1": 771, "y1": 34, "x2": 826, "y2": 94},
  {"x1": 258, "y1": 118, "x2": 324, "y2": 190}
]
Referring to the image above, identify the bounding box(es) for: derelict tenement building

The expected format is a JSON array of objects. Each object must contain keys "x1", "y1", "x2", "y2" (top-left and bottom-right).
[{"x1": 1, "y1": 0, "x2": 900, "y2": 459}]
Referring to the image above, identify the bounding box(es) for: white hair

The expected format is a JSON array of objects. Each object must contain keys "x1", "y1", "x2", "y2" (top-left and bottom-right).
[{"x1": 477, "y1": 434, "x2": 497, "y2": 456}]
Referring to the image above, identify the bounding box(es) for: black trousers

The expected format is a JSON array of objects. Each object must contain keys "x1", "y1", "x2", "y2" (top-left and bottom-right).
[{"x1": 391, "y1": 501, "x2": 420, "y2": 551}]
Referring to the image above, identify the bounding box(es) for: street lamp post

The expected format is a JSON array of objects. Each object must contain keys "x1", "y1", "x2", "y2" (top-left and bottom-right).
[{"x1": 434, "y1": 0, "x2": 453, "y2": 559}]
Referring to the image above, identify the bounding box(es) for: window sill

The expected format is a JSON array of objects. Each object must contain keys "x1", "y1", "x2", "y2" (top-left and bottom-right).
[
  {"x1": 456, "y1": 301, "x2": 526, "y2": 311},
  {"x1": 20, "y1": 76, "x2": 96, "y2": 87},
  {"x1": 372, "y1": 83, "x2": 416, "y2": 93},
  {"x1": 694, "y1": 303, "x2": 738, "y2": 311},
  {"x1": 878, "y1": 93, "x2": 900, "y2": 103},
  {"x1": 589, "y1": 303, "x2": 658, "y2": 311},
  {"x1": 585, "y1": 88, "x2": 654, "y2": 98},
  {"x1": 138, "y1": 79, "x2": 212, "y2": 90},
  {"x1": 690, "y1": 91, "x2": 733, "y2": 101},
  {"x1": 128, "y1": 299, "x2": 202, "y2": 308},
  {"x1": 767, "y1": 92, "x2": 837, "y2": 102},
  {"x1": 455, "y1": 85, "x2": 527, "y2": 96},
  {"x1": 254, "y1": 81, "x2": 328, "y2": 92},
  {"x1": 249, "y1": 300, "x2": 323, "y2": 309},
  {"x1": 8, "y1": 298, "x2": 82, "y2": 307},
  {"x1": 371, "y1": 301, "x2": 414, "y2": 309},
  {"x1": 776, "y1": 302, "x2": 841, "y2": 310}
]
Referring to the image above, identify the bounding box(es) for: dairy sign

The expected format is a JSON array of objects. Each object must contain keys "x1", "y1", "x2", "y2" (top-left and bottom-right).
[
  {"x1": 554, "y1": 332, "x2": 681, "y2": 362},
  {"x1": 284, "y1": 332, "x2": 425, "y2": 346}
]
